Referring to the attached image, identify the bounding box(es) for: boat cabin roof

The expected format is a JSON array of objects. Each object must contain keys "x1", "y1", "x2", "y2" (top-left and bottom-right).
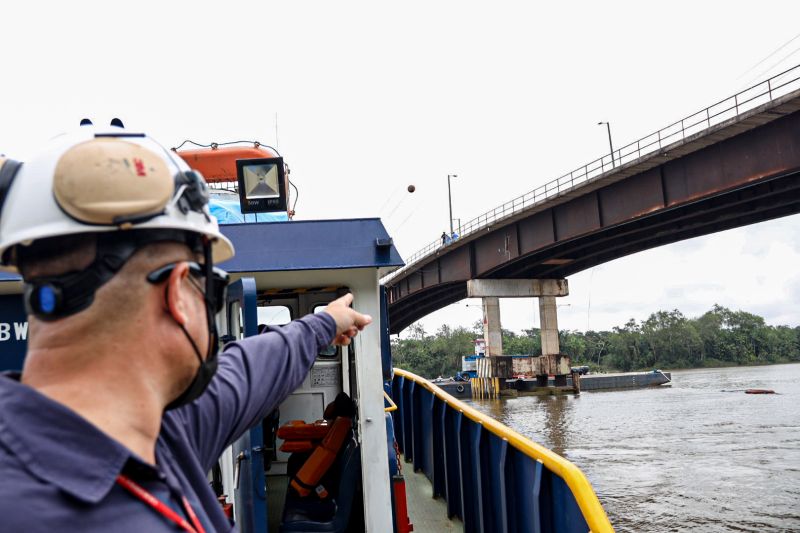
[
  {"x1": 219, "y1": 218, "x2": 402, "y2": 273},
  {"x1": 0, "y1": 218, "x2": 403, "y2": 284}
]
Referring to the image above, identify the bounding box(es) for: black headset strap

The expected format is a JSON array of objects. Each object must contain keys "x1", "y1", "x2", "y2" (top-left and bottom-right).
[
  {"x1": 201, "y1": 239, "x2": 219, "y2": 356},
  {"x1": 24, "y1": 230, "x2": 203, "y2": 321},
  {"x1": 0, "y1": 159, "x2": 23, "y2": 215}
]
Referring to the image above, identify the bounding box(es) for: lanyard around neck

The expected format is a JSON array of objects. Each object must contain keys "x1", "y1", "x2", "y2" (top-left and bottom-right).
[{"x1": 116, "y1": 474, "x2": 206, "y2": 533}]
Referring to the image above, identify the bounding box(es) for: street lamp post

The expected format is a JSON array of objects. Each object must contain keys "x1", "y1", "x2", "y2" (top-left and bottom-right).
[
  {"x1": 598, "y1": 122, "x2": 615, "y2": 168},
  {"x1": 447, "y1": 174, "x2": 457, "y2": 235}
]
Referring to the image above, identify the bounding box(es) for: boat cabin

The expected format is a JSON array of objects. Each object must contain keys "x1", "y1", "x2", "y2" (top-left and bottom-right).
[{"x1": 215, "y1": 217, "x2": 403, "y2": 532}]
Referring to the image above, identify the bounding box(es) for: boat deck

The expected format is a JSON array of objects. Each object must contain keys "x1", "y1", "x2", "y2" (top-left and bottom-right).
[
  {"x1": 402, "y1": 457, "x2": 463, "y2": 533},
  {"x1": 266, "y1": 465, "x2": 461, "y2": 532}
]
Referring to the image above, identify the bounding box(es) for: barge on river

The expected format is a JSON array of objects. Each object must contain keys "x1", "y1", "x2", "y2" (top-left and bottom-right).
[{"x1": 438, "y1": 369, "x2": 672, "y2": 398}]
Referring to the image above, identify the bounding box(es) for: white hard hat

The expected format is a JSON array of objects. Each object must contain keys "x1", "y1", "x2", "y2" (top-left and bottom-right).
[{"x1": 0, "y1": 124, "x2": 234, "y2": 272}]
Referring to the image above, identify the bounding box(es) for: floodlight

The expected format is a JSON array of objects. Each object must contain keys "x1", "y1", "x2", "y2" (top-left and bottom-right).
[{"x1": 236, "y1": 157, "x2": 288, "y2": 213}]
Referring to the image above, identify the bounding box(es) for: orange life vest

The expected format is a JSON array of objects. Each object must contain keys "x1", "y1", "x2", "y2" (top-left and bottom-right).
[{"x1": 289, "y1": 416, "x2": 352, "y2": 498}]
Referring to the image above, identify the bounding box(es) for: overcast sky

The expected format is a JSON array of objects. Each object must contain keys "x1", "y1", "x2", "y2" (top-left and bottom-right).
[{"x1": 2, "y1": 1, "x2": 799, "y2": 335}]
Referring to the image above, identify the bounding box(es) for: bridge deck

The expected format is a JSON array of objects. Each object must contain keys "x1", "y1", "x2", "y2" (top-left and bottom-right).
[{"x1": 386, "y1": 67, "x2": 800, "y2": 333}]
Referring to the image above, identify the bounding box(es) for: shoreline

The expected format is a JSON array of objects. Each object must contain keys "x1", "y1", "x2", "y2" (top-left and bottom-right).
[{"x1": 623, "y1": 360, "x2": 800, "y2": 373}]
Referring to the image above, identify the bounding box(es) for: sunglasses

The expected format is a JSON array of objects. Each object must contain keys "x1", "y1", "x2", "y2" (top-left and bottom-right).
[{"x1": 146, "y1": 261, "x2": 229, "y2": 313}]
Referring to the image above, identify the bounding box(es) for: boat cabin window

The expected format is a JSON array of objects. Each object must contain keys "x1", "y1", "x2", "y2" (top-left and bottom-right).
[
  {"x1": 257, "y1": 305, "x2": 291, "y2": 327},
  {"x1": 314, "y1": 305, "x2": 337, "y2": 358}
]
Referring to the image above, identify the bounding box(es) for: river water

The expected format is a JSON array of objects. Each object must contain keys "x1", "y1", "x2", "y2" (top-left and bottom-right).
[{"x1": 468, "y1": 363, "x2": 800, "y2": 532}]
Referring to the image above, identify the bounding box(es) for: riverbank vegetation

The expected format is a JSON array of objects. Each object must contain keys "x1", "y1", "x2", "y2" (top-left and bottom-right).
[{"x1": 391, "y1": 304, "x2": 800, "y2": 378}]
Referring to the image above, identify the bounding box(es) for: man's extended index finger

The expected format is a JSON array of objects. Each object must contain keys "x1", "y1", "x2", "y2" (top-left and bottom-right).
[{"x1": 355, "y1": 313, "x2": 373, "y2": 327}]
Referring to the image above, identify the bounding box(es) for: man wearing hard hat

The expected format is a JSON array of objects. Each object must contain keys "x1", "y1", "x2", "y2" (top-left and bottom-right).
[{"x1": 0, "y1": 125, "x2": 371, "y2": 532}]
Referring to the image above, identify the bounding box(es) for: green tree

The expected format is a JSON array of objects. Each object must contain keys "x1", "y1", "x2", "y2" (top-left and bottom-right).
[
  {"x1": 391, "y1": 305, "x2": 799, "y2": 376},
  {"x1": 560, "y1": 331, "x2": 587, "y2": 362},
  {"x1": 608, "y1": 319, "x2": 643, "y2": 371},
  {"x1": 504, "y1": 327, "x2": 541, "y2": 355},
  {"x1": 695, "y1": 306, "x2": 725, "y2": 362}
]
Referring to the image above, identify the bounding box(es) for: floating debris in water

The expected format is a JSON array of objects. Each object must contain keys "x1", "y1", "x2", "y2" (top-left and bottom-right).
[{"x1": 720, "y1": 389, "x2": 778, "y2": 394}]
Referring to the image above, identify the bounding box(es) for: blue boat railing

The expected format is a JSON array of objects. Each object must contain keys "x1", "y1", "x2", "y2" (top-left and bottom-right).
[{"x1": 392, "y1": 368, "x2": 614, "y2": 533}]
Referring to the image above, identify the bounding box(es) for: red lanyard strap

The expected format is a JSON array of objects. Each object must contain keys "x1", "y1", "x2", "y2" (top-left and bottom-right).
[{"x1": 116, "y1": 474, "x2": 206, "y2": 533}]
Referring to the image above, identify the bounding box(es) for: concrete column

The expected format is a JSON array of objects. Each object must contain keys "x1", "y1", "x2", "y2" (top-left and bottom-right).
[
  {"x1": 482, "y1": 297, "x2": 503, "y2": 356},
  {"x1": 466, "y1": 277, "x2": 568, "y2": 359},
  {"x1": 539, "y1": 296, "x2": 560, "y2": 355}
]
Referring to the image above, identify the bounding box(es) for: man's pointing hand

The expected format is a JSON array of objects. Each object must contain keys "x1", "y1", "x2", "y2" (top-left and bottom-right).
[{"x1": 323, "y1": 293, "x2": 372, "y2": 346}]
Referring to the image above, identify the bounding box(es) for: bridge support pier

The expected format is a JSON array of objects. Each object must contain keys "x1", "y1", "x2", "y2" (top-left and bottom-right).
[
  {"x1": 468, "y1": 279, "x2": 576, "y2": 394},
  {"x1": 539, "y1": 295, "x2": 560, "y2": 356},
  {"x1": 482, "y1": 297, "x2": 503, "y2": 356}
]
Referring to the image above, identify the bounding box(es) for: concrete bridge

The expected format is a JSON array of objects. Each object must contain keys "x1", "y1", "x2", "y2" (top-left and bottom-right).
[{"x1": 385, "y1": 65, "x2": 800, "y2": 335}]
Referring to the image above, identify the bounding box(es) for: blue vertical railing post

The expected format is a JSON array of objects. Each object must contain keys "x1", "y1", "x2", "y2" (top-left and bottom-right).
[
  {"x1": 404, "y1": 381, "x2": 415, "y2": 462},
  {"x1": 447, "y1": 410, "x2": 464, "y2": 520},
  {"x1": 392, "y1": 376, "x2": 405, "y2": 451},
  {"x1": 432, "y1": 397, "x2": 447, "y2": 498},
  {"x1": 503, "y1": 448, "x2": 520, "y2": 533},
  {"x1": 468, "y1": 421, "x2": 485, "y2": 532},
  {"x1": 487, "y1": 436, "x2": 510, "y2": 533},
  {"x1": 458, "y1": 418, "x2": 477, "y2": 530},
  {"x1": 412, "y1": 384, "x2": 423, "y2": 473},
  {"x1": 530, "y1": 459, "x2": 544, "y2": 533},
  {"x1": 419, "y1": 389, "x2": 435, "y2": 478}
]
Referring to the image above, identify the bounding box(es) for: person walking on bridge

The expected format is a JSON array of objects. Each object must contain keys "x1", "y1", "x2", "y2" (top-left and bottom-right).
[{"x1": 0, "y1": 124, "x2": 372, "y2": 532}]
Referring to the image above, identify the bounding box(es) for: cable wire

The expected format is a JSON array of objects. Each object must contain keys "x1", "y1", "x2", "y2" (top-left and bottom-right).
[
  {"x1": 173, "y1": 138, "x2": 295, "y2": 213},
  {"x1": 737, "y1": 32, "x2": 800, "y2": 80},
  {"x1": 172, "y1": 139, "x2": 282, "y2": 157},
  {"x1": 738, "y1": 45, "x2": 800, "y2": 92},
  {"x1": 289, "y1": 178, "x2": 299, "y2": 213}
]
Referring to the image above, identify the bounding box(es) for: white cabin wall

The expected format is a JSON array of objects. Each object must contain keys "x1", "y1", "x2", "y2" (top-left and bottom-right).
[
  {"x1": 348, "y1": 268, "x2": 392, "y2": 533},
  {"x1": 243, "y1": 267, "x2": 393, "y2": 532}
]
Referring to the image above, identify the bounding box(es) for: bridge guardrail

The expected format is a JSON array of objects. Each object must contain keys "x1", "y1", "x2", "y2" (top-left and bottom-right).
[
  {"x1": 392, "y1": 368, "x2": 614, "y2": 533},
  {"x1": 384, "y1": 63, "x2": 800, "y2": 284}
]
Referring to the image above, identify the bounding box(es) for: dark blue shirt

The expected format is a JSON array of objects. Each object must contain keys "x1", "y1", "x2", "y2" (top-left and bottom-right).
[{"x1": 0, "y1": 312, "x2": 335, "y2": 532}]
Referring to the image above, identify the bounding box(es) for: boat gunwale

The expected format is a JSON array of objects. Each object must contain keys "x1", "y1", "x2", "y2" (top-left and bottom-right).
[{"x1": 393, "y1": 367, "x2": 614, "y2": 533}]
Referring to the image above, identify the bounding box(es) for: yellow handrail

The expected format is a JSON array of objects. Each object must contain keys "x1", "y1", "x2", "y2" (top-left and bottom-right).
[
  {"x1": 383, "y1": 390, "x2": 398, "y2": 412},
  {"x1": 393, "y1": 368, "x2": 614, "y2": 533}
]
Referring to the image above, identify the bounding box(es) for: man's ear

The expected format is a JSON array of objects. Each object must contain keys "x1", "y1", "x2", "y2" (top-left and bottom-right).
[{"x1": 165, "y1": 262, "x2": 191, "y2": 326}]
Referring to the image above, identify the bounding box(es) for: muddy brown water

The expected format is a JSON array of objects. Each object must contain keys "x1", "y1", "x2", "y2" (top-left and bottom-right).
[{"x1": 468, "y1": 363, "x2": 800, "y2": 532}]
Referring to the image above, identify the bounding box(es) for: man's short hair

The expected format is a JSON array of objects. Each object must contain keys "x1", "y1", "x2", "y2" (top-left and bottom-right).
[{"x1": 17, "y1": 234, "x2": 97, "y2": 280}]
